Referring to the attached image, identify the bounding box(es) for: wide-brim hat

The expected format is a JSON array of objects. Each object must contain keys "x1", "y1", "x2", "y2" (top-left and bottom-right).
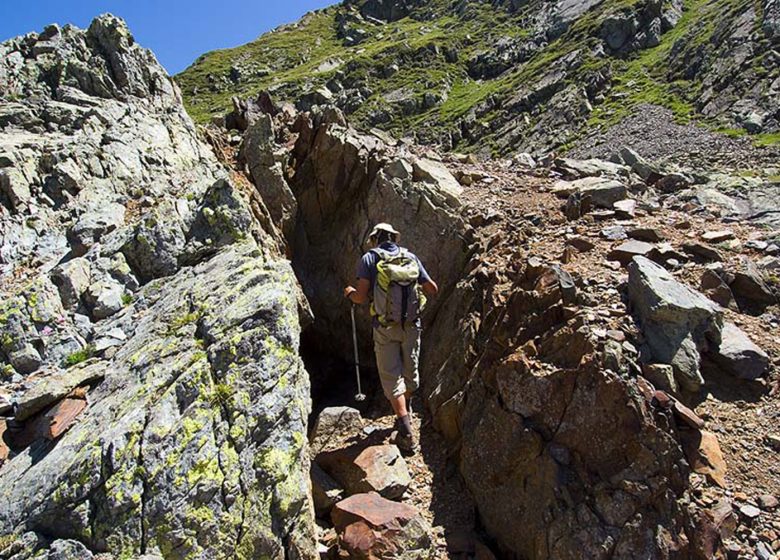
[{"x1": 368, "y1": 222, "x2": 400, "y2": 241}]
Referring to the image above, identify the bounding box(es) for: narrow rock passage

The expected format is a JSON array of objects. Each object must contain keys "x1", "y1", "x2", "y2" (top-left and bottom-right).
[{"x1": 307, "y1": 387, "x2": 479, "y2": 558}]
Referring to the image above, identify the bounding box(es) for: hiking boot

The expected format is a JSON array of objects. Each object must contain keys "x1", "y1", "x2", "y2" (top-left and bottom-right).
[{"x1": 394, "y1": 417, "x2": 419, "y2": 455}]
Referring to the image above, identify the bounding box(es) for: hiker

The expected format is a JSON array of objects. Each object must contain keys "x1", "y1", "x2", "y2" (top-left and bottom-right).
[{"x1": 344, "y1": 223, "x2": 438, "y2": 453}]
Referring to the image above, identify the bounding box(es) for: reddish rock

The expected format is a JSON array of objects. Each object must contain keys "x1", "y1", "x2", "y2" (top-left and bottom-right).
[
  {"x1": 691, "y1": 500, "x2": 735, "y2": 559},
  {"x1": 5, "y1": 394, "x2": 87, "y2": 450},
  {"x1": 680, "y1": 429, "x2": 727, "y2": 488},
  {"x1": 607, "y1": 240, "x2": 656, "y2": 266},
  {"x1": 331, "y1": 492, "x2": 433, "y2": 558},
  {"x1": 672, "y1": 400, "x2": 705, "y2": 430},
  {"x1": 701, "y1": 230, "x2": 735, "y2": 243},
  {"x1": 317, "y1": 444, "x2": 411, "y2": 500}
]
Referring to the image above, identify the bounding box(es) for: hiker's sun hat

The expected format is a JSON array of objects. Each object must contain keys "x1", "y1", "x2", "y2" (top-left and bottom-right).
[{"x1": 368, "y1": 222, "x2": 400, "y2": 241}]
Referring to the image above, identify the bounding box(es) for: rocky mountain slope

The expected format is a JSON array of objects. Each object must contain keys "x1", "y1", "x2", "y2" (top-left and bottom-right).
[
  {"x1": 0, "y1": 16, "x2": 315, "y2": 559},
  {"x1": 2, "y1": 9, "x2": 780, "y2": 560},
  {"x1": 177, "y1": 0, "x2": 780, "y2": 159}
]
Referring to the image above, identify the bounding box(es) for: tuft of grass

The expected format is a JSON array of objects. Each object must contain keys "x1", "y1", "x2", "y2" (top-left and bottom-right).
[
  {"x1": 210, "y1": 383, "x2": 235, "y2": 407},
  {"x1": 65, "y1": 345, "x2": 95, "y2": 367},
  {"x1": 0, "y1": 534, "x2": 17, "y2": 552},
  {"x1": 755, "y1": 133, "x2": 780, "y2": 147}
]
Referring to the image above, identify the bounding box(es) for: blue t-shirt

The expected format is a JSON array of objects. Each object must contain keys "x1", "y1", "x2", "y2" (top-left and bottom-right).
[{"x1": 356, "y1": 242, "x2": 432, "y2": 289}]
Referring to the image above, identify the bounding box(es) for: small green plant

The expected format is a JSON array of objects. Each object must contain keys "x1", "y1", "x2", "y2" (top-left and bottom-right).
[
  {"x1": 0, "y1": 534, "x2": 17, "y2": 552},
  {"x1": 166, "y1": 309, "x2": 203, "y2": 335},
  {"x1": 65, "y1": 345, "x2": 95, "y2": 367},
  {"x1": 1, "y1": 364, "x2": 14, "y2": 380},
  {"x1": 210, "y1": 383, "x2": 235, "y2": 407},
  {"x1": 121, "y1": 293, "x2": 133, "y2": 306}
]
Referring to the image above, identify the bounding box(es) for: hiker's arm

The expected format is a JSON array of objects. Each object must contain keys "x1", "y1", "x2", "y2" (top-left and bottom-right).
[
  {"x1": 344, "y1": 279, "x2": 371, "y2": 304},
  {"x1": 422, "y1": 279, "x2": 439, "y2": 296}
]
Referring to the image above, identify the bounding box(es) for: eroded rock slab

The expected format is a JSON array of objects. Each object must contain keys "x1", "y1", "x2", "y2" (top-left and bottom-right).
[{"x1": 628, "y1": 256, "x2": 723, "y2": 390}]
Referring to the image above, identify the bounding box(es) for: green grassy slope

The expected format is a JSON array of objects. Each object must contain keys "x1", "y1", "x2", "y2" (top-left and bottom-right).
[{"x1": 176, "y1": 0, "x2": 779, "y2": 153}]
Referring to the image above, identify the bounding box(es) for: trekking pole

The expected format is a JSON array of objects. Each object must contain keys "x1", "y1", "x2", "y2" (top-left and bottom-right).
[{"x1": 350, "y1": 304, "x2": 366, "y2": 402}]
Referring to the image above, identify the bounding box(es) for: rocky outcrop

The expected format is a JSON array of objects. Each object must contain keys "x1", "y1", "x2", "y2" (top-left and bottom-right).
[
  {"x1": 628, "y1": 256, "x2": 723, "y2": 391},
  {"x1": 226, "y1": 92, "x2": 774, "y2": 558},
  {"x1": 0, "y1": 17, "x2": 316, "y2": 559}
]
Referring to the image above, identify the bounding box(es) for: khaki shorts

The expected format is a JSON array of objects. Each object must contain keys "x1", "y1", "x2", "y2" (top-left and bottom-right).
[{"x1": 373, "y1": 324, "x2": 421, "y2": 398}]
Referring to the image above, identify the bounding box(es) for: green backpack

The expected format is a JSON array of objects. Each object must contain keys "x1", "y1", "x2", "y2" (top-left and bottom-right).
[{"x1": 370, "y1": 248, "x2": 427, "y2": 327}]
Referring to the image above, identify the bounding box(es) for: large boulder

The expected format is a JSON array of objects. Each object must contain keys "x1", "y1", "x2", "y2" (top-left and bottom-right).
[
  {"x1": 0, "y1": 16, "x2": 316, "y2": 560},
  {"x1": 628, "y1": 256, "x2": 723, "y2": 390},
  {"x1": 331, "y1": 492, "x2": 434, "y2": 559},
  {"x1": 316, "y1": 444, "x2": 411, "y2": 500}
]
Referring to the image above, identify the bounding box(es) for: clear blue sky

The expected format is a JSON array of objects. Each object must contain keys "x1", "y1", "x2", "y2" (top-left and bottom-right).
[{"x1": 0, "y1": 0, "x2": 339, "y2": 75}]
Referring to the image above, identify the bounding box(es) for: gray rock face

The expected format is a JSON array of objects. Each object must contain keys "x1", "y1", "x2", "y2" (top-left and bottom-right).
[
  {"x1": 282, "y1": 115, "x2": 471, "y2": 377},
  {"x1": 556, "y1": 176, "x2": 628, "y2": 209},
  {"x1": 627, "y1": 256, "x2": 723, "y2": 390},
  {"x1": 0, "y1": 16, "x2": 316, "y2": 560},
  {"x1": 764, "y1": 0, "x2": 780, "y2": 38},
  {"x1": 242, "y1": 114, "x2": 298, "y2": 243},
  {"x1": 712, "y1": 322, "x2": 770, "y2": 380}
]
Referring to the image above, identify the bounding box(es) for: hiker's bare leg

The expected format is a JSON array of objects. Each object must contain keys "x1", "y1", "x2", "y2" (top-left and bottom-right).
[{"x1": 389, "y1": 393, "x2": 408, "y2": 418}]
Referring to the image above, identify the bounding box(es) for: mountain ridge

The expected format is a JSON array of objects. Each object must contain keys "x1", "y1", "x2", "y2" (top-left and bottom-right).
[{"x1": 176, "y1": 0, "x2": 780, "y2": 159}]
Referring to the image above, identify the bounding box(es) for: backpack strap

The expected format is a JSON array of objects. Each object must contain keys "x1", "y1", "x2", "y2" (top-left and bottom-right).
[{"x1": 369, "y1": 248, "x2": 388, "y2": 262}]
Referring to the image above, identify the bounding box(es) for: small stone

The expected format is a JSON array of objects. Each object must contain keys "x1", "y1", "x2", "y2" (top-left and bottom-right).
[
  {"x1": 601, "y1": 225, "x2": 627, "y2": 241},
  {"x1": 331, "y1": 493, "x2": 433, "y2": 557},
  {"x1": 311, "y1": 462, "x2": 343, "y2": 518},
  {"x1": 606, "y1": 330, "x2": 625, "y2": 342},
  {"x1": 641, "y1": 363, "x2": 678, "y2": 393},
  {"x1": 702, "y1": 230, "x2": 735, "y2": 243},
  {"x1": 725, "y1": 541, "x2": 742, "y2": 560},
  {"x1": 712, "y1": 322, "x2": 769, "y2": 380},
  {"x1": 756, "y1": 542, "x2": 773, "y2": 560},
  {"x1": 766, "y1": 434, "x2": 780, "y2": 451},
  {"x1": 613, "y1": 199, "x2": 637, "y2": 217},
  {"x1": 316, "y1": 444, "x2": 411, "y2": 500},
  {"x1": 591, "y1": 210, "x2": 617, "y2": 220},
  {"x1": 740, "y1": 504, "x2": 762, "y2": 521},
  {"x1": 566, "y1": 236, "x2": 596, "y2": 252},
  {"x1": 84, "y1": 280, "x2": 125, "y2": 320},
  {"x1": 628, "y1": 227, "x2": 665, "y2": 243},
  {"x1": 674, "y1": 220, "x2": 692, "y2": 230},
  {"x1": 607, "y1": 240, "x2": 656, "y2": 266},
  {"x1": 9, "y1": 345, "x2": 42, "y2": 375},
  {"x1": 310, "y1": 406, "x2": 363, "y2": 454},
  {"x1": 680, "y1": 429, "x2": 727, "y2": 488},
  {"x1": 0, "y1": 394, "x2": 12, "y2": 416},
  {"x1": 701, "y1": 269, "x2": 737, "y2": 310},
  {"x1": 759, "y1": 495, "x2": 779, "y2": 510},
  {"x1": 745, "y1": 239, "x2": 769, "y2": 251},
  {"x1": 682, "y1": 243, "x2": 723, "y2": 262}
]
